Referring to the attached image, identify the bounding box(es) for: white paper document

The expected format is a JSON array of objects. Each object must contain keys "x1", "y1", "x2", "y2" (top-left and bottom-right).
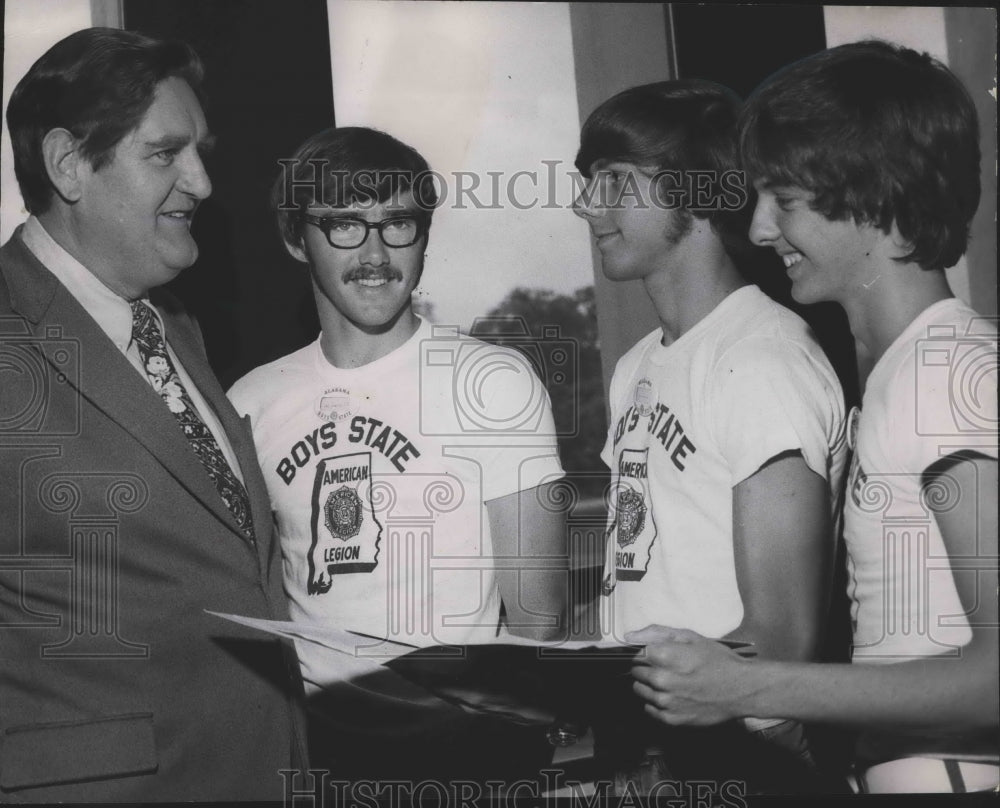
[
  {"x1": 206, "y1": 610, "x2": 637, "y2": 659},
  {"x1": 206, "y1": 611, "x2": 416, "y2": 659}
]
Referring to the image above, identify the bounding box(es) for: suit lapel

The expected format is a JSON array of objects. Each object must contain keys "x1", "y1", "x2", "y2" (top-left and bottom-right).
[
  {"x1": 158, "y1": 301, "x2": 274, "y2": 557},
  {"x1": 2, "y1": 233, "x2": 249, "y2": 543}
]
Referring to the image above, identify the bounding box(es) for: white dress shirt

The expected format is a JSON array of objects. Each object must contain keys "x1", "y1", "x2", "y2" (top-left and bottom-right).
[{"x1": 21, "y1": 216, "x2": 245, "y2": 482}]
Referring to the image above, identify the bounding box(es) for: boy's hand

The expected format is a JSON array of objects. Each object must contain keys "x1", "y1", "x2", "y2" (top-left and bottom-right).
[{"x1": 625, "y1": 625, "x2": 757, "y2": 726}]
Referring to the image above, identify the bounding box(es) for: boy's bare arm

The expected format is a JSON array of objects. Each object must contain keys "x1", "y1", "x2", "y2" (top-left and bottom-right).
[
  {"x1": 630, "y1": 455, "x2": 998, "y2": 733},
  {"x1": 728, "y1": 451, "x2": 832, "y2": 661},
  {"x1": 488, "y1": 481, "x2": 569, "y2": 642}
]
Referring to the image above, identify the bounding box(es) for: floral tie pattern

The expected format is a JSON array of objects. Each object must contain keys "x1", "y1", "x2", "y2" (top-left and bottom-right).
[{"x1": 130, "y1": 300, "x2": 255, "y2": 540}]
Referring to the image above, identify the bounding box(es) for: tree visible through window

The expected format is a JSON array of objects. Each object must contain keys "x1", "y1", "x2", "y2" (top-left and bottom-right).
[{"x1": 472, "y1": 286, "x2": 609, "y2": 503}]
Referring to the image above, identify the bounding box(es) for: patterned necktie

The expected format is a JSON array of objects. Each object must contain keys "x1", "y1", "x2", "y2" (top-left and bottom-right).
[{"x1": 130, "y1": 300, "x2": 255, "y2": 540}]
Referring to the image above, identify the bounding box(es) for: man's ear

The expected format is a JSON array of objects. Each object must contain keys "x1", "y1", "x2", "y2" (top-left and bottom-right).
[
  {"x1": 283, "y1": 233, "x2": 309, "y2": 264},
  {"x1": 41, "y1": 128, "x2": 85, "y2": 203}
]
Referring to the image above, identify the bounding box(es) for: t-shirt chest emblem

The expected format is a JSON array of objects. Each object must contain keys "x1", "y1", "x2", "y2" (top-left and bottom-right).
[
  {"x1": 615, "y1": 487, "x2": 647, "y2": 547},
  {"x1": 315, "y1": 387, "x2": 356, "y2": 423},
  {"x1": 634, "y1": 377, "x2": 656, "y2": 417},
  {"x1": 324, "y1": 486, "x2": 363, "y2": 540}
]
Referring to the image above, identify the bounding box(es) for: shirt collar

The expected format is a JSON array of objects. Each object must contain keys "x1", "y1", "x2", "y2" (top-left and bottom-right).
[{"x1": 21, "y1": 216, "x2": 157, "y2": 350}]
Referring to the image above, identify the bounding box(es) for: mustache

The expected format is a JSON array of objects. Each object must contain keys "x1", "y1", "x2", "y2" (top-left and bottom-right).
[{"x1": 343, "y1": 267, "x2": 403, "y2": 283}]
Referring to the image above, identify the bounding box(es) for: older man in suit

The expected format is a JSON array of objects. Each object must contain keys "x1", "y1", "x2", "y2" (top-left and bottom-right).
[{"x1": 0, "y1": 27, "x2": 306, "y2": 801}]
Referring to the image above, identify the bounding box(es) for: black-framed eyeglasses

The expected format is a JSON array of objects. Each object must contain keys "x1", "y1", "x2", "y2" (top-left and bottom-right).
[{"x1": 303, "y1": 214, "x2": 426, "y2": 249}]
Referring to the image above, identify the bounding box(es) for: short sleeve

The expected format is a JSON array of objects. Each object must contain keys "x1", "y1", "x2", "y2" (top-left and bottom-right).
[
  {"x1": 600, "y1": 426, "x2": 614, "y2": 470},
  {"x1": 600, "y1": 361, "x2": 629, "y2": 470},
  {"x1": 709, "y1": 337, "x2": 844, "y2": 485},
  {"x1": 889, "y1": 335, "x2": 999, "y2": 474},
  {"x1": 227, "y1": 371, "x2": 260, "y2": 421},
  {"x1": 452, "y1": 346, "x2": 564, "y2": 502}
]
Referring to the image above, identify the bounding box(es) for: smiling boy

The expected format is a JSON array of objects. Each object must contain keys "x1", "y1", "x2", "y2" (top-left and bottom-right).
[
  {"x1": 228, "y1": 126, "x2": 567, "y2": 782},
  {"x1": 572, "y1": 80, "x2": 848, "y2": 790},
  {"x1": 629, "y1": 42, "x2": 998, "y2": 794}
]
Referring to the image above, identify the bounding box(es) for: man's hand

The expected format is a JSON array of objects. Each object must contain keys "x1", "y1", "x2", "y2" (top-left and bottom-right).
[{"x1": 625, "y1": 625, "x2": 757, "y2": 726}]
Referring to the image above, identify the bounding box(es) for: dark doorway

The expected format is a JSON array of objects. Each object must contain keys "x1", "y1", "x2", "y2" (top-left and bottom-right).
[
  {"x1": 124, "y1": 0, "x2": 334, "y2": 386},
  {"x1": 670, "y1": 3, "x2": 858, "y2": 410},
  {"x1": 671, "y1": 4, "x2": 827, "y2": 98}
]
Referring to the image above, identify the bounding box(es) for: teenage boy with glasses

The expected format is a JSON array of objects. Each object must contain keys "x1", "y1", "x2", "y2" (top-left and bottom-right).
[{"x1": 229, "y1": 126, "x2": 567, "y2": 783}]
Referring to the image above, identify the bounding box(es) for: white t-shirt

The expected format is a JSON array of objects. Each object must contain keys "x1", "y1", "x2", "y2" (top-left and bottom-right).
[
  {"x1": 600, "y1": 286, "x2": 848, "y2": 640},
  {"x1": 229, "y1": 318, "x2": 563, "y2": 689},
  {"x1": 845, "y1": 298, "x2": 998, "y2": 663}
]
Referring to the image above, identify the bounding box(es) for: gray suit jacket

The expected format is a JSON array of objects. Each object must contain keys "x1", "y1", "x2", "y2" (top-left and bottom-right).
[{"x1": 0, "y1": 229, "x2": 307, "y2": 801}]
